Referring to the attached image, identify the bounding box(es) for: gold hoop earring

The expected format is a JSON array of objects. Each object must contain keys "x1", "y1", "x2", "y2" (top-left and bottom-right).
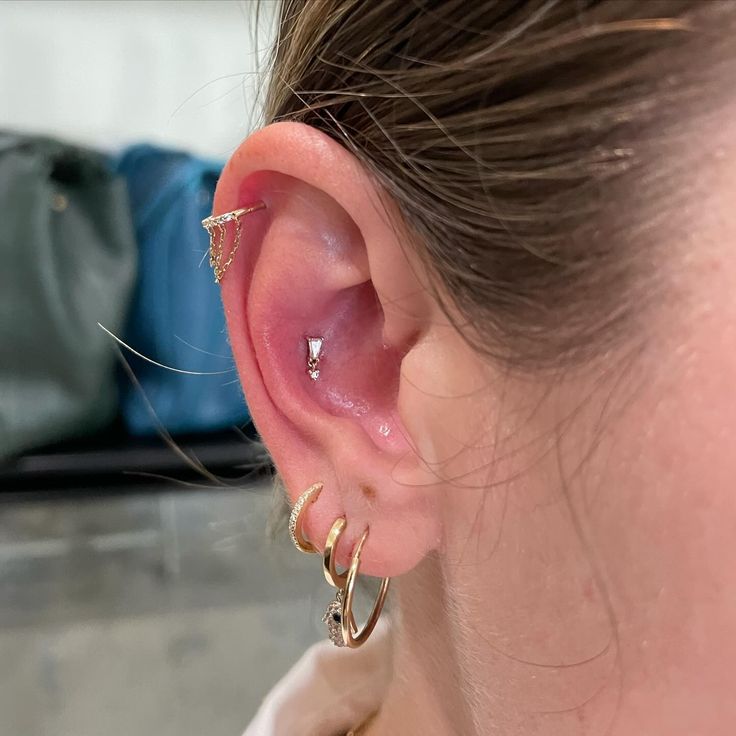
[
  {"x1": 201, "y1": 201, "x2": 265, "y2": 283},
  {"x1": 288, "y1": 482, "x2": 323, "y2": 554},
  {"x1": 321, "y1": 517, "x2": 357, "y2": 646},
  {"x1": 323, "y1": 517, "x2": 349, "y2": 588},
  {"x1": 341, "y1": 529, "x2": 390, "y2": 649}
]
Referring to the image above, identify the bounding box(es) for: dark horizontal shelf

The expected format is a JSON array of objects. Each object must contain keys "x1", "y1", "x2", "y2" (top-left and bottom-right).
[{"x1": 0, "y1": 424, "x2": 271, "y2": 496}]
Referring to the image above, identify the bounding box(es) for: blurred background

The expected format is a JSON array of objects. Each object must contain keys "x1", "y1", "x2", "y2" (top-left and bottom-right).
[{"x1": 0, "y1": 2, "x2": 322, "y2": 734}]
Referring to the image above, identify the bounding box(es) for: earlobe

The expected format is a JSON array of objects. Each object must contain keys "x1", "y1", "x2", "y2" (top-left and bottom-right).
[{"x1": 212, "y1": 122, "x2": 442, "y2": 578}]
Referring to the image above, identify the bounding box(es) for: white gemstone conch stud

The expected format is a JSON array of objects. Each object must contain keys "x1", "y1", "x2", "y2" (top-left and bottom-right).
[{"x1": 306, "y1": 336, "x2": 323, "y2": 381}]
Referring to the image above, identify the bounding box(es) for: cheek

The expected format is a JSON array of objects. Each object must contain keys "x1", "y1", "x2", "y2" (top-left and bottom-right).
[
  {"x1": 635, "y1": 316, "x2": 736, "y2": 572},
  {"x1": 649, "y1": 320, "x2": 736, "y2": 584}
]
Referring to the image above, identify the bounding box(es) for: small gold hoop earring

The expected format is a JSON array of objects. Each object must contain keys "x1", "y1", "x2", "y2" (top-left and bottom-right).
[
  {"x1": 341, "y1": 529, "x2": 390, "y2": 649},
  {"x1": 288, "y1": 482, "x2": 323, "y2": 554},
  {"x1": 323, "y1": 517, "x2": 349, "y2": 588},
  {"x1": 201, "y1": 201, "x2": 265, "y2": 283}
]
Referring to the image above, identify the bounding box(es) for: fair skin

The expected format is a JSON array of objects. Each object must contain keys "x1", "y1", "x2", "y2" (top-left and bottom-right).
[{"x1": 215, "y1": 120, "x2": 736, "y2": 735}]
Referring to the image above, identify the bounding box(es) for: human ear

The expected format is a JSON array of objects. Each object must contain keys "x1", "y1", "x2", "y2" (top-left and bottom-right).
[{"x1": 213, "y1": 122, "x2": 441, "y2": 577}]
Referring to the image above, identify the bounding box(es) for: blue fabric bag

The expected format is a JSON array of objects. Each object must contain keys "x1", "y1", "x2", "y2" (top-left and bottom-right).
[{"x1": 116, "y1": 144, "x2": 249, "y2": 436}]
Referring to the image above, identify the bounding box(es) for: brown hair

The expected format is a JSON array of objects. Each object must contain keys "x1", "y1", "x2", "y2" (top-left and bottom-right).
[{"x1": 265, "y1": 0, "x2": 735, "y2": 369}]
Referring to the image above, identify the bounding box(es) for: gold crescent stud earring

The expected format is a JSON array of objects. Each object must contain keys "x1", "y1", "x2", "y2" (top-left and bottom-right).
[
  {"x1": 201, "y1": 201, "x2": 265, "y2": 283},
  {"x1": 288, "y1": 482, "x2": 323, "y2": 554}
]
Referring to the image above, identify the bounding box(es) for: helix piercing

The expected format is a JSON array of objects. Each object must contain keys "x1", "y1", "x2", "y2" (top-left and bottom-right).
[{"x1": 201, "y1": 201, "x2": 265, "y2": 283}]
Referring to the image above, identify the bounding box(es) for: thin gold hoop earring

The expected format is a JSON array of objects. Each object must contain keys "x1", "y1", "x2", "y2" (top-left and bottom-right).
[
  {"x1": 341, "y1": 529, "x2": 390, "y2": 649},
  {"x1": 288, "y1": 482, "x2": 323, "y2": 554},
  {"x1": 323, "y1": 517, "x2": 349, "y2": 588},
  {"x1": 322, "y1": 517, "x2": 357, "y2": 646},
  {"x1": 201, "y1": 201, "x2": 265, "y2": 283}
]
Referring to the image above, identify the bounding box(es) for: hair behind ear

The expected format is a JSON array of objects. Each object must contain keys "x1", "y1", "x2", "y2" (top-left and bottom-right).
[{"x1": 267, "y1": 0, "x2": 736, "y2": 369}]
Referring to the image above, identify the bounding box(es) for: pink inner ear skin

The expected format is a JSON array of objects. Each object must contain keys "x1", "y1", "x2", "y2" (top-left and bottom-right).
[
  {"x1": 245, "y1": 174, "x2": 413, "y2": 459},
  {"x1": 257, "y1": 266, "x2": 410, "y2": 457}
]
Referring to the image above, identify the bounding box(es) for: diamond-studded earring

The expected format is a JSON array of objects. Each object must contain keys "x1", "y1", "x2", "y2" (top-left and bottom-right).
[
  {"x1": 306, "y1": 336, "x2": 324, "y2": 381},
  {"x1": 288, "y1": 482, "x2": 323, "y2": 554},
  {"x1": 201, "y1": 201, "x2": 265, "y2": 283},
  {"x1": 288, "y1": 485, "x2": 390, "y2": 649}
]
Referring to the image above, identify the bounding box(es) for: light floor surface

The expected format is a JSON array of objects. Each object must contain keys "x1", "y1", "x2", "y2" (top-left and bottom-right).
[{"x1": 0, "y1": 482, "x2": 323, "y2": 736}]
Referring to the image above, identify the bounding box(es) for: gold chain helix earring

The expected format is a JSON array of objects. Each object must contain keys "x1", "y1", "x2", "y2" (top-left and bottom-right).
[{"x1": 201, "y1": 201, "x2": 265, "y2": 283}]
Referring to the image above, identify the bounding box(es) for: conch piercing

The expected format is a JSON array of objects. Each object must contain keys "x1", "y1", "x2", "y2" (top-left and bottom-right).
[
  {"x1": 201, "y1": 201, "x2": 265, "y2": 283},
  {"x1": 306, "y1": 336, "x2": 323, "y2": 381}
]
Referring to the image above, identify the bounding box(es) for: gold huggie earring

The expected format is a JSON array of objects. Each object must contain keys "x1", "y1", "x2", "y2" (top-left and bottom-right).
[
  {"x1": 201, "y1": 201, "x2": 265, "y2": 283},
  {"x1": 288, "y1": 482, "x2": 323, "y2": 554},
  {"x1": 323, "y1": 517, "x2": 349, "y2": 588},
  {"x1": 340, "y1": 529, "x2": 390, "y2": 649}
]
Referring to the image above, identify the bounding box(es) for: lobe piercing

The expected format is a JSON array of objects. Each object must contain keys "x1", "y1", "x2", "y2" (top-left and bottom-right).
[{"x1": 306, "y1": 336, "x2": 324, "y2": 381}]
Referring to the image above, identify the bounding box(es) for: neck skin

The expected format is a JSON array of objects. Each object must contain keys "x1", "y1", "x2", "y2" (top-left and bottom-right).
[
  {"x1": 368, "y1": 467, "x2": 620, "y2": 736},
  {"x1": 367, "y1": 332, "x2": 736, "y2": 736},
  {"x1": 374, "y1": 556, "x2": 480, "y2": 736}
]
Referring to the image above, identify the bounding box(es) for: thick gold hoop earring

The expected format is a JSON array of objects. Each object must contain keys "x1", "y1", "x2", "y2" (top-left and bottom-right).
[
  {"x1": 288, "y1": 482, "x2": 323, "y2": 554},
  {"x1": 323, "y1": 517, "x2": 349, "y2": 588},
  {"x1": 341, "y1": 529, "x2": 390, "y2": 649},
  {"x1": 322, "y1": 517, "x2": 357, "y2": 646},
  {"x1": 201, "y1": 201, "x2": 265, "y2": 283}
]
